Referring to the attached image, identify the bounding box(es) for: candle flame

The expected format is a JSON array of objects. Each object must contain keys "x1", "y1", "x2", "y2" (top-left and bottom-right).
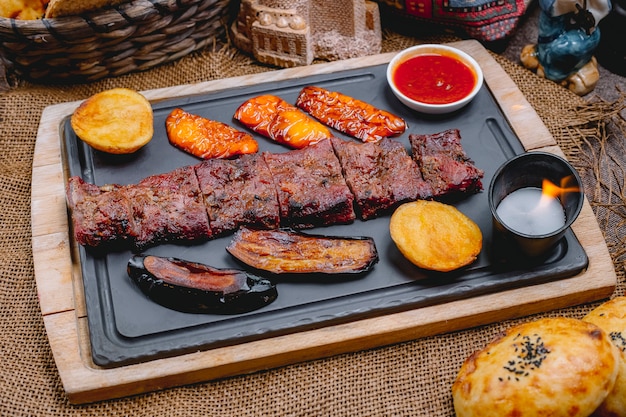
[{"x1": 541, "y1": 176, "x2": 580, "y2": 202}]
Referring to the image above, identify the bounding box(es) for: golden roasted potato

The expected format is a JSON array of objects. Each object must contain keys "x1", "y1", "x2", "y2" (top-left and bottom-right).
[
  {"x1": 71, "y1": 88, "x2": 154, "y2": 154},
  {"x1": 389, "y1": 200, "x2": 482, "y2": 272}
]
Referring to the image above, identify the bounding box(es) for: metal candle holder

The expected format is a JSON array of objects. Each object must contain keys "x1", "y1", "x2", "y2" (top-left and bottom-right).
[{"x1": 488, "y1": 152, "x2": 584, "y2": 258}]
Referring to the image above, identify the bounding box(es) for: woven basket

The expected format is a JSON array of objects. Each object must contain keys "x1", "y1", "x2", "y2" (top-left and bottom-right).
[{"x1": 0, "y1": 0, "x2": 232, "y2": 83}]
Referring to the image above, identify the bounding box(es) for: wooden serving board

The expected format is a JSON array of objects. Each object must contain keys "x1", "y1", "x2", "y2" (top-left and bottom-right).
[{"x1": 31, "y1": 40, "x2": 616, "y2": 404}]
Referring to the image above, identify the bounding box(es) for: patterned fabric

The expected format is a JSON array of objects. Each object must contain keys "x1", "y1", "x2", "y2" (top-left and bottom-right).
[{"x1": 376, "y1": 0, "x2": 530, "y2": 42}]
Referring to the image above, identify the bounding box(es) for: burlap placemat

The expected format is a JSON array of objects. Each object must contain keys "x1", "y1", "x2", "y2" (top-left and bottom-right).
[{"x1": 1, "y1": 31, "x2": 625, "y2": 416}]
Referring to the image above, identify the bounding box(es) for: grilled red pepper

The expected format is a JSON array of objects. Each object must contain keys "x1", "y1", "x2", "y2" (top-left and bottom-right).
[
  {"x1": 233, "y1": 94, "x2": 332, "y2": 149},
  {"x1": 296, "y1": 86, "x2": 406, "y2": 142},
  {"x1": 166, "y1": 108, "x2": 258, "y2": 159}
]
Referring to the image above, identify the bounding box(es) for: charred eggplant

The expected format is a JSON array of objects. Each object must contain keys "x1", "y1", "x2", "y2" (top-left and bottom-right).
[
  {"x1": 127, "y1": 255, "x2": 277, "y2": 314},
  {"x1": 226, "y1": 227, "x2": 378, "y2": 275}
]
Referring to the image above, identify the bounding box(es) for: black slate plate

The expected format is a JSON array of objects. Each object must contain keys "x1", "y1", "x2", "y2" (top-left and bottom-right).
[{"x1": 62, "y1": 63, "x2": 588, "y2": 367}]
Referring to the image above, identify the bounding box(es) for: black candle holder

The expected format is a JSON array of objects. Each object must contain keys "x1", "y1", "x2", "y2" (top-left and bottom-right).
[{"x1": 488, "y1": 152, "x2": 584, "y2": 258}]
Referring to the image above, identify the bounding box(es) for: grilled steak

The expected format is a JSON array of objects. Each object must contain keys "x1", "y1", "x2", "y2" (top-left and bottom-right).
[
  {"x1": 331, "y1": 137, "x2": 433, "y2": 220},
  {"x1": 409, "y1": 129, "x2": 484, "y2": 197},
  {"x1": 66, "y1": 128, "x2": 483, "y2": 250},
  {"x1": 195, "y1": 153, "x2": 280, "y2": 236},
  {"x1": 263, "y1": 139, "x2": 356, "y2": 228},
  {"x1": 66, "y1": 176, "x2": 138, "y2": 248},
  {"x1": 128, "y1": 165, "x2": 211, "y2": 250}
]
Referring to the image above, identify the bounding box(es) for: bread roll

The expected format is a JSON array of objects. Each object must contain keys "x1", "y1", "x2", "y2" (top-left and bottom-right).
[
  {"x1": 44, "y1": 0, "x2": 127, "y2": 18},
  {"x1": 452, "y1": 317, "x2": 619, "y2": 417},
  {"x1": 584, "y1": 297, "x2": 626, "y2": 417}
]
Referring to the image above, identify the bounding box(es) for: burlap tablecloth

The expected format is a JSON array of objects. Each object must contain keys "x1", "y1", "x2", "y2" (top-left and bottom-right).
[{"x1": 1, "y1": 31, "x2": 625, "y2": 416}]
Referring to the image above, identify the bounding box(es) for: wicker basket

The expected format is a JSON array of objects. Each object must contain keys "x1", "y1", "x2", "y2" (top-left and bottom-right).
[{"x1": 0, "y1": 0, "x2": 232, "y2": 83}]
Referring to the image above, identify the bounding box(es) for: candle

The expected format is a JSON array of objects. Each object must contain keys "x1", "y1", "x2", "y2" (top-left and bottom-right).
[{"x1": 496, "y1": 187, "x2": 566, "y2": 236}]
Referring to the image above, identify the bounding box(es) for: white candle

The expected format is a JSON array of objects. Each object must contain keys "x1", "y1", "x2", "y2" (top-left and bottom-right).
[{"x1": 496, "y1": 187, "x2": 566, "y2": 235}]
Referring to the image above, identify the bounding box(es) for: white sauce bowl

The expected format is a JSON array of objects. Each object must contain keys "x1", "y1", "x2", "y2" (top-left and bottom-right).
[{"x1": 386, "y1": 44, "x2": 484, "y2": 115}]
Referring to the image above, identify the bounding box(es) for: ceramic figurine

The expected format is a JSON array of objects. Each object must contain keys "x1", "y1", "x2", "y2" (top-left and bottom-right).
[
  {"x1": 596, "y1": 0, "x2": 626, "y2": 75},
  {"x1": 521, "y1": 0, "x2": 611, "y2": 95},
  {"x1": 230, "y1": 0, "x2": 382, "y2": 68}
]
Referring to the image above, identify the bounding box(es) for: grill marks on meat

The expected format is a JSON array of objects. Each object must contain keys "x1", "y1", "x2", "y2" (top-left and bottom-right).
[
  {"x1": 196, "y1": 153, "x2": 280, "y2": 236},
  {"x1": 331, "y1": 137, "x2": 432, "y2": 220},
  {"x1": 125, "y1": 166, "x2": 211, "y2": 250},
  {"x1": 409, "y1": 129, "x2": 484, "y2": 197},
  {"x1": 67, "y1": 130, "x2": 483, "y2": 250},
  {"x1": 67, "y1": 166, "x2": 211, "y2": 250},
  {"x1": 263, "y1": 138, "x2": 356, "y2": 228},
  {"x1": 67, "y1": 177, "x2": 138, "y2": 247}
]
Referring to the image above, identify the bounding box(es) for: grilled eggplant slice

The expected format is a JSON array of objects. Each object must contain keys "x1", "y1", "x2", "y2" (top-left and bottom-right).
[
  {"x1": 226, "y1": 227, "x2": 378, "y2": 275},
  {"x1": 128, "y1": 255, "x2": 277, "y2": 314}
]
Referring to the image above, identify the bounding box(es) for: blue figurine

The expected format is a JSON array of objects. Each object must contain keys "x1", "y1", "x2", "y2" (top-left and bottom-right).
[{"x1": 521, "y1": 0, "x2": 611, "y2": 95}]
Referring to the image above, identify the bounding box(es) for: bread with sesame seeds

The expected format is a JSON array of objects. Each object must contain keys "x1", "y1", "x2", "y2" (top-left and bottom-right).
[
  {"x1": 452, "y1": 317, "x2": 620, "y2": 417},
  {"x1": 584, "y1": 297, "x2": 626, "y2": 417}
]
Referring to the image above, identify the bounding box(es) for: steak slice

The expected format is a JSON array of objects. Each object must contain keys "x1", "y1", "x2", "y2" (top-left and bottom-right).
[
  {"x1": 331, "y1": 137, "x2": 433, "y2": 220},
  {"x1": 263, "y1": 138, "x2": 356, "y2": 228},
  {"x1": 129, "y1": 165, "x2": 211, "y2": 250},
  {"x1": 409, "y1": 129, "x2": 484, "y2": 197},
  {"x1": 195, "y1": 153, "x2": 280, "y2": 236},
  {"x1": 66, "y1": 176, "x2": 138, "y2": 248}
]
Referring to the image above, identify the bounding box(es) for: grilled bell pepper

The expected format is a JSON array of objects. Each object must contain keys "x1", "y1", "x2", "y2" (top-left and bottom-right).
[
  {"x1": 233, "y1": 94, "x2": 332, "y2": 149},
  {"x1": 166, "y1": 108, "x2": 258, "y2": 159},
  {"x1": 296, "y1": 86, "x2": 406, "y2": 142}
]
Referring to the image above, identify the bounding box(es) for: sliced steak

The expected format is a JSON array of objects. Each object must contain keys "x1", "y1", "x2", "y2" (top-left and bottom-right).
[
  {"x1": 195, "y1": 153, "x2": 280, "y2": 236},
  {"x1": 331, "y1": 137, "x2": 433, "y2": 220},
  {"x1": 409, "y1": 129, "x2": 484, "y2": 197},
  {"x1": 129, "y1": 165, "x2": 211, "y2": 250},
  {"x1": 263, "y1": 138, "x2": 356, "y2": 228},
  {"x1": 66, "y1": 176, "x2": 138, "y2": 248}
]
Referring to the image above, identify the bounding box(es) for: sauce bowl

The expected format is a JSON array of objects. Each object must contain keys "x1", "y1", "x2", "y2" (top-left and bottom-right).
[{"x1": 386, "y1": 44, "x2": 484, "y2": 114}]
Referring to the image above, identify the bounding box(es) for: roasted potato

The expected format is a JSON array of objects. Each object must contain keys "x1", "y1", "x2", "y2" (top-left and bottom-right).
[
  {"x1": 71, "y1": 88, "x2": 154, "y2": 154},
  {"x1": 389, "y1": 200, "x2": 482, "y2": 272}
]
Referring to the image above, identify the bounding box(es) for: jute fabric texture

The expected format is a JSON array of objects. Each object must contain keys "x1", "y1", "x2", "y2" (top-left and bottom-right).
[{"x1": 1, "y1": 30, "x2": 625, "y2": 416}]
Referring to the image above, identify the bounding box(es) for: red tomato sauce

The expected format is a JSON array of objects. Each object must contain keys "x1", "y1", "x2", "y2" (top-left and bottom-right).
[{"x1": 392, "y1": 54, "x2": 476, "y2": 105}]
